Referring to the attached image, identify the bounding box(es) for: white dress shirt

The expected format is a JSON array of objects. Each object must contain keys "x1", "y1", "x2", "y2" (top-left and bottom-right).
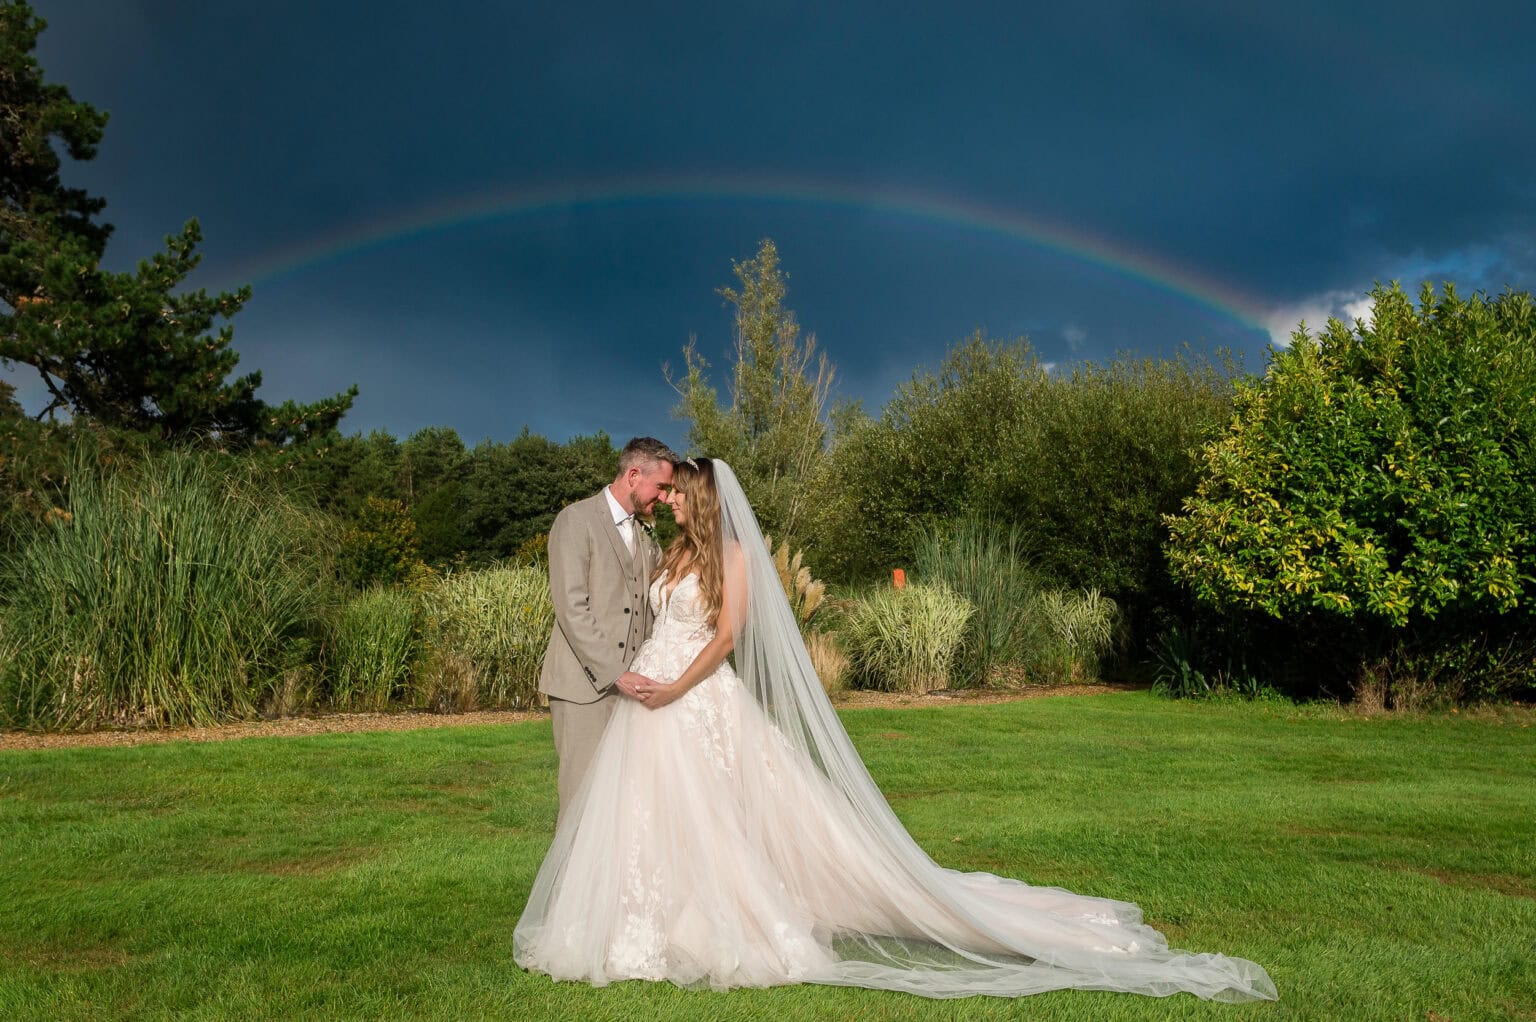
[{"x1": 604, "y1": 486, "x2": 634, "y2": 554}]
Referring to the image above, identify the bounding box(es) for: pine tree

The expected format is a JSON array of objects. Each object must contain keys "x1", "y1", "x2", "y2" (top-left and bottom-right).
[{"x1": 0, "y1": 2, "x2": 355, "y2": 445}]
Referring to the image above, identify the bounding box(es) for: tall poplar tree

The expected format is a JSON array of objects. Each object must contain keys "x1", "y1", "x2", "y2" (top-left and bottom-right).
[{"x1": 670, "y1": 239, "x2": 835, "y2": 542}]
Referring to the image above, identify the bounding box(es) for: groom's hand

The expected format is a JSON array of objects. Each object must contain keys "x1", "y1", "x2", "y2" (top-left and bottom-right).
[{"x1": 614, "y1": 671, "x2": 654, "y2": 701}]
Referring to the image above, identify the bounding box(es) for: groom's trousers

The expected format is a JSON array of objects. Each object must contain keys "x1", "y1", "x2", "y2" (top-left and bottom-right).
[{"x1": 549, "y1": 692, "x2": 617, "y2": 822}]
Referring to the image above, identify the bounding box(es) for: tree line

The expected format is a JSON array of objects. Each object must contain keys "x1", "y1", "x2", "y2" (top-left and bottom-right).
[{"x1": 5, "y1": 2, "x2": 1535, "y2": 710}]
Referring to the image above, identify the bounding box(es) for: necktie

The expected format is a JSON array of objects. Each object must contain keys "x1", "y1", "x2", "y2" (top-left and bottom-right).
[{"x1": 620, "y1": 515, "x2": 635, "y2": 554}]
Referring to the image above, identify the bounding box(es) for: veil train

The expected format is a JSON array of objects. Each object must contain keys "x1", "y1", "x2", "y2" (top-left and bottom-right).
[{"x1": 711, "y1": 461, "x2": 1275, "y2": 1000}]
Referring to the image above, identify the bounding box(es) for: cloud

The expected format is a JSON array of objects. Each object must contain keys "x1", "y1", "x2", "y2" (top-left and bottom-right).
[
  {"x1": 1061, "y1": 323, "x2": 1088, "y2": 351},
  {"x1": 1262, "y1": 289, "x2": 1370, "y2": 347},
  {"x1": 1263, "y1": 244, "x2": 1526, "y2": 347}
]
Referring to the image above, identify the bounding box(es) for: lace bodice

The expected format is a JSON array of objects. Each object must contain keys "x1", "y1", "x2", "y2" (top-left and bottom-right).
[{"x1": 629, "y1": 572, "x2": 722, "y2": 684}]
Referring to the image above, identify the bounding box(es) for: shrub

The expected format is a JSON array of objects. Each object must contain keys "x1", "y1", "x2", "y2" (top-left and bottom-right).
[
  {"x1": 338, "y1": 496, "x2": 433, "y2": 590},
  {"x1": 1167, "y1": 283, "x2": 1536, "y2": 702},
  {"x1": 0, "y1": 450, "x2": 333, "y2": 729},
  {"x1": 330, "y1": 587, "x2": 420, "y2": 710},
  {"x1": 1352, "y1": 633, "x2": 1536, "y2": 711},
  {"x1": 418, "y1": 564, "x2": 553, "y2": 710},
  {"x1": 842, "y1": 582, "x2": 973, "y2": 692}
]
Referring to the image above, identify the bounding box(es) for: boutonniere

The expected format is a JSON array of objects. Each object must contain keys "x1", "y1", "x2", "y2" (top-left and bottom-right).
[{"x1": 635, "y1": 514, "x2": 656, "y2": 537}]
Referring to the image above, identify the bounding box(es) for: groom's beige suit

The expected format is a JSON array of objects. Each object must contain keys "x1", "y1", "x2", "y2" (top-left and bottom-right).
[{"x1": 539, "y1": 488, "x2": 659, "y2": 817}]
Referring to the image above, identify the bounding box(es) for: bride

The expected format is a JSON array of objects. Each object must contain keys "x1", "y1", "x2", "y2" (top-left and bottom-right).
[{"x1": 513, "y1": 458, "x2": 1276, "y2": 1002}]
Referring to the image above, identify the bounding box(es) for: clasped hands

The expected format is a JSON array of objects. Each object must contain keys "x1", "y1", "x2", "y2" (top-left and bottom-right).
[{"x1": 614, "y1": 670, "x2": 680, "y2": 709}]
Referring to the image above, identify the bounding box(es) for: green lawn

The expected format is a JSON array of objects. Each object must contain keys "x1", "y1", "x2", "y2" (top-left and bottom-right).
[{"x1": 2, "y1": 692, "x2": 1533, "y2": 1021}]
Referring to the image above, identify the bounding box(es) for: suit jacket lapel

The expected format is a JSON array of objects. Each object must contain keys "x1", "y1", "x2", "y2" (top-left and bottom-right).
[{"x1": 594, "y1": 494, "x2": 638, "y2": 581}]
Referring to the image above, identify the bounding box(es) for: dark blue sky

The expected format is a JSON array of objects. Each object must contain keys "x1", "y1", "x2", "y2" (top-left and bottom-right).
[{"x1": 12, "y1": 1, "x2": 1535, "y2": 449}]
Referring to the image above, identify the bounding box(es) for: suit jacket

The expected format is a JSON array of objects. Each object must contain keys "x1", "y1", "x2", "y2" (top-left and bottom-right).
[{"x1": 539, "y1": 489, "x2": 660, "y2": 704}]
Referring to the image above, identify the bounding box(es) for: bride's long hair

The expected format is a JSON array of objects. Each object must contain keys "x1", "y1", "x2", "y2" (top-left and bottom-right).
[{"x1": 654, "y1": 457, "x2": 724, "y2": 627}]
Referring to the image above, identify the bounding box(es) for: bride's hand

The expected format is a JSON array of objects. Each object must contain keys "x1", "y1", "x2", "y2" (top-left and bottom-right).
[
  {"x1": 614, "y1": 671, "x2": 654, "y2": 701},
  {"x1": 635, "y1": 679, "x2": 683, "y2": 709}
]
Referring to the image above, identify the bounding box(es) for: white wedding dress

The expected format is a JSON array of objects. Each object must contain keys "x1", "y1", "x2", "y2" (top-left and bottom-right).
[{"x1": 513, "y1": 558, "x2": 1276, "y2": 1002}]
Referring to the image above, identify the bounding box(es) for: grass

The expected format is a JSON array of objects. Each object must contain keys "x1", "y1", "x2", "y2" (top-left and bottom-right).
[
  {"x1": 844, "y1": 582, "x2": 974, "y2": 692},
  {"x1": 330, "y1": 587, "x2": 420, "y2": 710},
  {"x1": 418, "y1": 564, "x2": 555, "y2": 710},
  {"x1": 1, "y1": 692, "x2": 1533, "y2": 1020},
  {"x1": 0, "y1": 450, "x2": 333, "y2": 729}
]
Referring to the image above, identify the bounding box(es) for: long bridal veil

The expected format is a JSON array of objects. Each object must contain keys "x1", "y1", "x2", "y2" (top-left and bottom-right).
[{"x1": 711, "y1": 460, "x2": 1276, "y2": 1001}]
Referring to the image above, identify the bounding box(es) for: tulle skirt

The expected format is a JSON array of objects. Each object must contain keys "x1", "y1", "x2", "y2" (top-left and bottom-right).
[{"x1": 512, "y1": 663, "x2": 1276, "y2": 1002}]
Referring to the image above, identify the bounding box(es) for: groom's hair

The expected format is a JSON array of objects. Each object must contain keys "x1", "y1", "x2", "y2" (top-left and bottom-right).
[{"x1": 618, "y1": 436, "x2": 679, "y2": 475}]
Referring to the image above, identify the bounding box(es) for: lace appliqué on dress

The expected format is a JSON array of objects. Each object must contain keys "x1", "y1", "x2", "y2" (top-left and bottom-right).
[
  {"x1": 609, "y1": 806, "x2": 670, "y2": 978},
  {"x1": 634, "y1": 573, "x2": 742, "y2": 776}
]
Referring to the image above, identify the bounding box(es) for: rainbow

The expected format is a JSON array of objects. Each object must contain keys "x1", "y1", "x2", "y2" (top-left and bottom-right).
[{"x1": 217, "y1": 173, "x2": 1270, "y2": 332}]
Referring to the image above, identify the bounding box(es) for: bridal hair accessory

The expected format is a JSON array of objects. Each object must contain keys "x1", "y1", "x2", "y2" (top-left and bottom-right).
[{"x1": 685, "y1": 457, "x2": 699, "y2": 468}]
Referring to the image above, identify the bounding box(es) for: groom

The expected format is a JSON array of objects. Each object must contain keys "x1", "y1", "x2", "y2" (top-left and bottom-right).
[{"x1": 539, "y1": 436, "x2": 678, "y2": 818}]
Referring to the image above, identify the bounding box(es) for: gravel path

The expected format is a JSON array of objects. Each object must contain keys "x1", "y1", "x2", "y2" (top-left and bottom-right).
[{"x1": 0, "y1": 684, "x2": 1135, "y2": 751}]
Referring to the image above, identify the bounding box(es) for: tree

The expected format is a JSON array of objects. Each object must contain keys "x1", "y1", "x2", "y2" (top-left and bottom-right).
[
  {"x1": 459, "y1": 430, "x2": 615, "y2": 563},
  {"x1": 0, "y1": 3, "x2": 355, "y2": 444},
  {"x1": 287, "y1": 429, "x2": 402, "y2": 517},
  {"x1": 399, "y1": 425, "x2": 468, "y2": 504},
  {"x1": 0, "y1": 378, "x2": 20, "y2": 420},
  {"x1": 670, "y1": 239, "x2": 834, "y2": 542},
  {"x1": 807, "y1": 334, "x2": 1046, "y2": 580},
  {"x1": 398, "y1": 426, "x2": 470, "y2": 563},
  {"x1": 1166, "y1": 283, "x2": 1536, "y2": 700},
  {"x1": 412, "y1": 480, "x2": 468, "y2": 565},
  {"x1": 809, "y1": 333, "x2": 1237, "y2": 650}
]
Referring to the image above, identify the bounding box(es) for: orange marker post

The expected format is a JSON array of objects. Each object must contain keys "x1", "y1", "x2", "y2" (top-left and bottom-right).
[{"x1": 892, "y1": 568, "x2": 906, "y2": 589}]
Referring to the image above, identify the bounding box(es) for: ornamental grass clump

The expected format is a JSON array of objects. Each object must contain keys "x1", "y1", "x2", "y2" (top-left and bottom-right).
[
  {"x1": 764, "y1": 533, "x2": 828, "y2": 634},
  {"x1": 419, "y1": 564, "x2": 553, "y2": 710},
  {"x1": 0, "y1": 450, "x2": 333, "y2": 729},
  {"x1": 330, "y1": 587, "x2": 420, "y2": 710},
  {"x1": 805, "y1": 629, "x2": 850, "y2": 696},
  {"x1": 912, "y1": 517, "x2": 1041, "y2": 686},
  {"x1": 1029, "y1": 587, "x2": 1120, "y2": 683},
  {"x1": 843, "y1": 583, "x2": 973, "y2": 692}
]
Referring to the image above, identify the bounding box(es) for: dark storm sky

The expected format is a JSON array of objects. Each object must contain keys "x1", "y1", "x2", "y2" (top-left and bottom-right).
[{"x1": 13, "y1": 0, "x2": 1536, "y2": 449}]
